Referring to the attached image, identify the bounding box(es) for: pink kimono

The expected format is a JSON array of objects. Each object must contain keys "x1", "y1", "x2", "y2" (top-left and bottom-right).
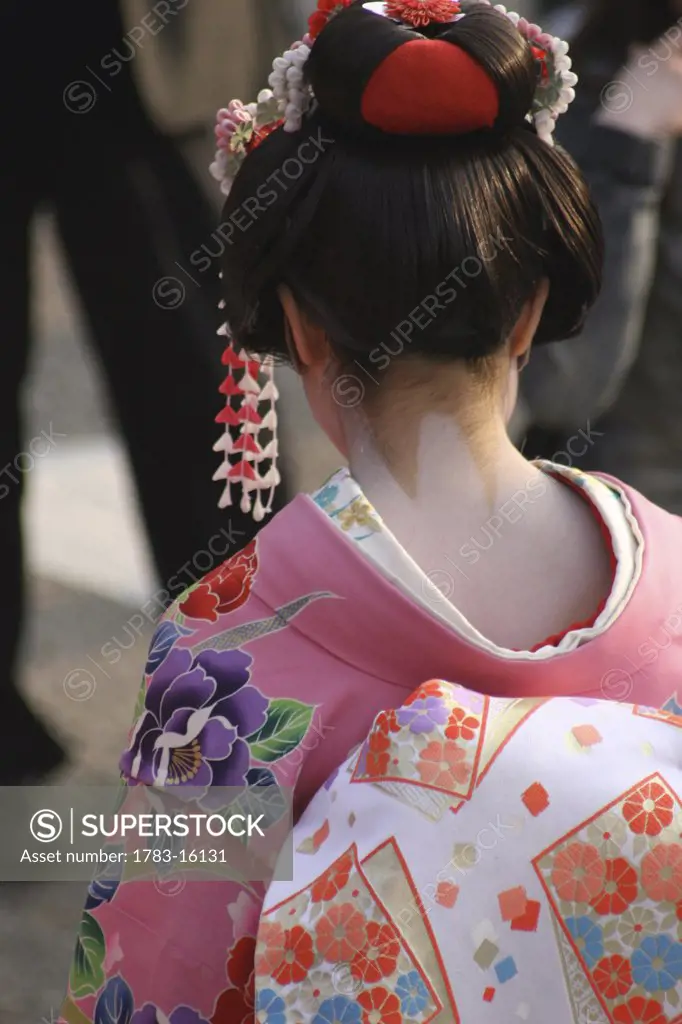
[{"x1": 58, "y1": 475, "x2": 682, "y2": 1024}]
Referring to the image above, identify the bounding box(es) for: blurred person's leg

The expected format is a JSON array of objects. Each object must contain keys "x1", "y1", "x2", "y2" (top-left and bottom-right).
[
  {"x1": 52, "y1": 131, "x2": 285, "y2": 593},
  {"x1": 0, "y1": 170, "x2": 65, "y2": 783}
]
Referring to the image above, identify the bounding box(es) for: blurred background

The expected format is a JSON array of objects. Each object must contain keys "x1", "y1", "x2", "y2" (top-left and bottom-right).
[
  {"x1": 2, "y1": 1, "x2": 343, "y2": 1017},
  {"x1": 7, "y1": 0, "x2": 682, "y2": 1019}
]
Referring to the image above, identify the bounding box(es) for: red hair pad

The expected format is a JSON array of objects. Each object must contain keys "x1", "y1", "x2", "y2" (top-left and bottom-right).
[{"x1": 361, "y1": 39, "x2": 499, "y2": 135}]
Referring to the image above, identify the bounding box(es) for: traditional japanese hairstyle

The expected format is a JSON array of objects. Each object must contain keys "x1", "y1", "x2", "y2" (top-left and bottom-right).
[
  {"x1": 211, "y1": 1, "x2": 576, "y2": 193},
  {"x1": 209, "y1": 0, "x2": 581, "y2": 520}
]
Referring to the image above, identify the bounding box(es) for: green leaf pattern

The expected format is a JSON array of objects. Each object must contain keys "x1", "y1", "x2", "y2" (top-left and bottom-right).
[
  {"x1": 247, "y1": 698, "x2": 315, "y2": 763},
  {"x1": 69, "y1": 911, "x2": 106, "y2": 999}
]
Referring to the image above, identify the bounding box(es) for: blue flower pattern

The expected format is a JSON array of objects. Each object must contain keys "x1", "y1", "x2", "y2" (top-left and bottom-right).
[
  {"x1": 632, "y1": 934, "x2": 682, "y2": 991},
  {"x1": 312, "y1": 996, "x2": 361, "y2": 1024},
  {"x1": 396, "y1": 970, "x2": 430, "y2": 1015},
  {"x1": 565, "y1": 917, "x2": 604, "y2": 969},
  {"x1": 256, "y1": 989, "x2": 287, "y2": 1024}
]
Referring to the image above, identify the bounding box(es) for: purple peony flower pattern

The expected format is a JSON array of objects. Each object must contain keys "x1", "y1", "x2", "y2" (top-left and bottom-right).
[
  {"x1": 397, "y1": 696, "x2": 449, "y2": 734},
  {"x1": 61, "y1": 578, "x2": 330, "y2": 1024},
  {"x1": 120, "y1": 647, "x2": 268, "y2": 802}
]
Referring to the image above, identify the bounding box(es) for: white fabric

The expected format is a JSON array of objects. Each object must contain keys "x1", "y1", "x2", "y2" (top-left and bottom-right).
[{"x1": 260, "y1": 685, "x2": 682, "y2": 1023}]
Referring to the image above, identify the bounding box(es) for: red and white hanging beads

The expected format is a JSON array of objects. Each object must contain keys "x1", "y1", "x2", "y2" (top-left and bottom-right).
[{"x1": 213, "y1": 324, "x2": 281, "y2": 522}]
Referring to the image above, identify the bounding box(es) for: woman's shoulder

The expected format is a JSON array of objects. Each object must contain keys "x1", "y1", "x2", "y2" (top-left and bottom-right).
[
  {"x1": 119, "y1": 525, "x2": 336, "y2": 798},
  {"x1": 119, "y1": 538, "x2": 267, "y2": 788}
]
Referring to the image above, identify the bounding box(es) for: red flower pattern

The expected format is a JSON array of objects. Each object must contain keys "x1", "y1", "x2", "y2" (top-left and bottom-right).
[
  {"x1": 385, "y1": 0, "x2": 461, "y2": 27},
  {"x1": 315, "y1": 903, "x2": 367, "y2": 962},
  {"x1": 311, "y1": 851, "x2": 354, "y2": 903},
  {"x1": 255, "y1": 920, "x2": 287, "y2": 977},
  {"x1": 613, "y1": 997, "x2": 668, "y2": 1024},
  {"x1": 405, "y1": 681, "x2": 444, "y2": 706},
  {"x1": 417, "y1": 740, "x2": 470, "y2": 789},
  {"x1": 179, "y1": 540, "x2": 258, "y2": 622},
  {"x1": 226, "y1": 935, "x2": 256, "y2": 991},
  {"x1": 212, "y1": 936, "x2": 256, "y2": 1024},
  {"x1": 350, "y1": 922, "x2": 401, "y2": 983},
  {"x1": 551, "y1": 842, "x2": 606, "y2": 903},
  {"x1": 641, "y1": 843, "x2": 682, "y2": 902},
  {"x1": 366, "y1": 730, "x2": 391, "y2": 777},
  {"x1": 622, "y1": 781, "x2": 674, "y2": 836},
  {"x1": 593, "y1": 955, "x2": 633, "y2": 1001},
  {"x1": 211, "y1": 987, "x2": 253, "y2": 1024},
  {"x1": 357, "y1": 987, "x2": 403, "y2": 1024},
  {"x1": 271, "y1": 926, "x2": 315, "y2": 985},
  {"x1": 445, "y1": 706, "x2": 480, "y2": 741},
  {"x1": 375, "y1": 708, "x2": 401, "y2": 734},
  {"x1": 590, "y1": 858, "x2": 638, "y2": 915}
]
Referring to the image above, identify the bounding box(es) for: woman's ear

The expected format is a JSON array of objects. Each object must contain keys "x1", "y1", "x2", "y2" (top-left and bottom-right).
[
  {"x1": 278, "y1": 286, "x2": 331, "y2": 372},
  {"x1": 508, "y1": 279, "x2": 550, "y2": 366},
  {"x1": 277, "y1": 286, "x2": 349, "y2": 458}
]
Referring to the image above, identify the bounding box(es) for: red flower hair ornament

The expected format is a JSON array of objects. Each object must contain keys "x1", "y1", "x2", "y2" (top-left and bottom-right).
[
  {"x1": 383, "y1": 0, "x2": 462, "y2": 27},
  {"x1": 208, "y1": 0, "x2": 577, "y2": 519}
]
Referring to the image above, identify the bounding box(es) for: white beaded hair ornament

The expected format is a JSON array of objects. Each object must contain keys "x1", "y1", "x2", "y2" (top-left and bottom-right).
[{"x1": 209, "y1": 0, "x2": 578, "y2": 520}]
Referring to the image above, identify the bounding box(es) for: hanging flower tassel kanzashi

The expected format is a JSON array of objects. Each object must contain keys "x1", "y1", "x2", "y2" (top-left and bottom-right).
[{"x1": 213, "y1": 325, "x2": 281, "y2": 522}]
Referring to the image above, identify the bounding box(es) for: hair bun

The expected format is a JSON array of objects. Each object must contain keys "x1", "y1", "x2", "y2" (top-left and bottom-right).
[
  {"x1": 305, "y1": 2, "x2": 536, "y2": 138},
  {"x1": 361, "y1": 36, "x2": 499, "y2": 134}
]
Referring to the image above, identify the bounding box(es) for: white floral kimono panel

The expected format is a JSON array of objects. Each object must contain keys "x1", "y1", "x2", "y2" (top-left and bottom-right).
[{"x1": 256, "y1": 682, "x2": 682, "y2": 1024}]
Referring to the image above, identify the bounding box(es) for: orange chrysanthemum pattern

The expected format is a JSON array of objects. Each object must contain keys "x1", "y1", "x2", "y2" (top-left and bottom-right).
[
  {"x1": 591, "y1": 858, "x2": 639, "y2": 915},
  {"x1": 623, "y1": 781, "x2": 674, "y2": 836},
  {"x1": 641, "y1": 844, "x2": 682, "y2": 903},
  {"x1": 357, "y1": 987, "x2": 404, "y2": 1024},
  {"x1": 351, "y1": 922, "x2": 401, "y2": 983},
  {"x1": 315, "y1": 903, "x2": 368, "y2": 962},
  {"x1": 593, "y1": 955, "x2": 633, "y2": 1000},
  {"x1": 271, "y1": 926, "x2": 314, "y2": 985},
  {"x1": 551, "y1": 842, "x2": 606, "y2": 903},
  {"x1": 536, "y1": 774, "x2": 682, "y2": 1024},
  {"x1": 257, "y1": 845, "x2": 436, "y2": 1022}
]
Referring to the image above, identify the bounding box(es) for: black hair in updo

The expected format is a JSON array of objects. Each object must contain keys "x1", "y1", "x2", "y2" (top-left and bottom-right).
[{"x1": 220, "y1": 0, "x2": 603, "y2": 370}]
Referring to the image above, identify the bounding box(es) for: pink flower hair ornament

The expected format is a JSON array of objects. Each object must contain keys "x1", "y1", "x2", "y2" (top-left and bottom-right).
[{"x1": 209, "y1": 0, "x2": 577, "y2": 520}]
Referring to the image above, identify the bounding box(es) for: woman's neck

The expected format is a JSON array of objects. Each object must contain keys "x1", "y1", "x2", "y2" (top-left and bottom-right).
[
  {"x1": 348, "y1": 410, "x2": 546, "y2": 569},
  {"x1": 345, "y1": 402, "x2": 613, "y2": 649}
]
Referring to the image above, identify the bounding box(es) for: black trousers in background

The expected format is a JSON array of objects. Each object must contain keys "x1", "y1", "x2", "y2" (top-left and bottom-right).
[{"x1": 0, "y1": 129, "x2": 285, "y2": 781}]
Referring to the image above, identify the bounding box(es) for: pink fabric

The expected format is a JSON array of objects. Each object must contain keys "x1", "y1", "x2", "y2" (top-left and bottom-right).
[
  {"x1": 262, "y1": 485, "x2": 682, "y2": 707},
  {"x1": 58, "y1": 477, "x2": 682, "y2": 1024}
]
